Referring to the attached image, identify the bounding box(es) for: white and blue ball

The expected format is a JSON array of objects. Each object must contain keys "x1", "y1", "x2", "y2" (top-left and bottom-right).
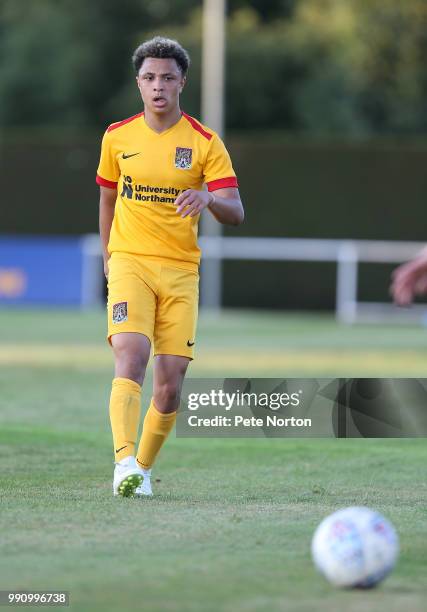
[{"x1": 311, "y1": 506, "x2": 399, "y2": 588}]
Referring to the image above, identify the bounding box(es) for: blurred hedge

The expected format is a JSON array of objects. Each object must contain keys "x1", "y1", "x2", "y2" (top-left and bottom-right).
[{"x1": 1, "y1": 131, "x2": 426, "y2": 309}]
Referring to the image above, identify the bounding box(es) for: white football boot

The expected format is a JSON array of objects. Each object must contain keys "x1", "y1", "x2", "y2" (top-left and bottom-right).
[
  {"x1": 135, "y1": 468, "x2": 153, "y2": 497},
  {"x1": 113, "y1": 456, "x2": 143, "y2": 497}
]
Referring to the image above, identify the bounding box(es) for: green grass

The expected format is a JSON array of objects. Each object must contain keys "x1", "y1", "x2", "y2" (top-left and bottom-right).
[{"x1": 0, "y1": 309, "x2": 426, "y2": 612}]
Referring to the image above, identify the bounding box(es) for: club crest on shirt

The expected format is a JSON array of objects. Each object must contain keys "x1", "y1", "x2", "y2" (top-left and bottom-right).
[
  {"x1": 112, "y1": 301, "x2": 128, "y2": 324},
  {"x1": 175, "y1": 147, "x2": 192, "y2": 169}
]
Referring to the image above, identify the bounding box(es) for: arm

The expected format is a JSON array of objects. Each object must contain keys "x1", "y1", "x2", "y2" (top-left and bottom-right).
[
  {"x1": 390, "y1": 246, "x2": 427, "y2": 306},
  {"x1": 99, "y1": 185, "x2": 117, "y2": 278},
  {"x1": 207, "y1": 187, "x2": 244, "y2": 226},
  {"x1": 174, "y1": 187, "x2": 244, "y2": 226}
]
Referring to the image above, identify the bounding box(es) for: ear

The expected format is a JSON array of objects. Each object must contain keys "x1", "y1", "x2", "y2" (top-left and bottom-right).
[{"x1": 180, "y1": 75, "x2": 187, "y2": 94}]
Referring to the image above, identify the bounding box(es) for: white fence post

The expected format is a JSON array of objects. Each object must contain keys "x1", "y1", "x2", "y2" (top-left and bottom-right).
[{"x1": 336, "y1": 241, "x2": 358, "y2": 324}]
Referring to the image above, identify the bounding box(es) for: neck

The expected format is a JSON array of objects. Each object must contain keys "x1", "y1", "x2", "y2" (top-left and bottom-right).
[{"x1": 143, "y1": 107, "x2": 182, "y2": 133}]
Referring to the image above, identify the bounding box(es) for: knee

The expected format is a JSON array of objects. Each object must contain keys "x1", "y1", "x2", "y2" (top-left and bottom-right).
[
  {"x1": 113, "y1": 346, "x2": 148, "y2": 384},
  {"x1": 154, "y1": 381, "x2": 182, "y2": 412},
  {"x1": 121, "y1": 355, "x2": 146, "y2": 381}
]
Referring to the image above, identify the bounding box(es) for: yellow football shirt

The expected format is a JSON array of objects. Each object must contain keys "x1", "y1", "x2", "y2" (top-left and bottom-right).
[{"x1": 96, "y1": 111, "x2": 238, "y2": 269}]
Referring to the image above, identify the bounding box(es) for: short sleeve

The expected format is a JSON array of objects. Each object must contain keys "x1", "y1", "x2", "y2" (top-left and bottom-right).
[
  {"x1": 203, "y1": 134, "x2": 238, "y2": 192},
  {"x1": 96, "y1": 130, "x2": 120, "y2": 188}
]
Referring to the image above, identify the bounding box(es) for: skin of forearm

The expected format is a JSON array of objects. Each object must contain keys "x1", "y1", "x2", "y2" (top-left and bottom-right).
[
  {"x1": 415, "y1": 246, "x2": 427, "y2": 270},
  {"x1": 208, "y1": 194, "x2": 244, "y2": 226},
  {"x1": 99, "y1": 191, "x2": 116, "y2": 262}
]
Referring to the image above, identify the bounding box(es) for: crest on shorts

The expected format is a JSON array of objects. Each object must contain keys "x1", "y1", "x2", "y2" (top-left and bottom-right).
[
  {"x1": 112, "y1": 301, "x2": 128, "y2": 324},
  {"x1": 175, "y1": 147, "x2": 192, "y2": 169}
]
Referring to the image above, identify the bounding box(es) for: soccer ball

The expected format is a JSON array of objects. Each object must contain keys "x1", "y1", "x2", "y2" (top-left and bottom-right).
[{"x1": 311, "y1": 506, "x2": 399, "y2": 588}]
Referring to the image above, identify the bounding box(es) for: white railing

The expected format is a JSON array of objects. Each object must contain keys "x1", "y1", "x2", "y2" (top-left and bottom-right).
[
  {"x1": 82, "y1": 234, "x2": 427, "y2": 323},
  {"x1": 200, "y1": 237, "x2": 427, "y2": 323}
]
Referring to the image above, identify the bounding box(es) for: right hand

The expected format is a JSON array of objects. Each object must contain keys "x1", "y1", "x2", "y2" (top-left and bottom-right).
[{"x1": 104, "y1": 258, "x2": 110, "y2": 280}]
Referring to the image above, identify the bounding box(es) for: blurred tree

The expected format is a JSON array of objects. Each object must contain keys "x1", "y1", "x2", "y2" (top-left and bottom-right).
[
  {"x1": 229, "y1": 0, "x2": 296, "y2": 21},
  {"x1": 284, "y1": 0, "x2": 427, "y2": 135},
  {"x1": 356, "y1": 0, "x2": 427, "y2": 134},
  {"x1": 0, "y1": 0, "x2": 155, "y2": 127},
  {"x1": 1, "y1": 0, "x2": 427, "y2": 136}
]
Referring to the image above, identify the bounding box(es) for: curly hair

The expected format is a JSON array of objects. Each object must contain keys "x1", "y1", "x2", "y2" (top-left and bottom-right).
[{"x1": 132, "y1": 36, "x2": 190, "y2": 75}]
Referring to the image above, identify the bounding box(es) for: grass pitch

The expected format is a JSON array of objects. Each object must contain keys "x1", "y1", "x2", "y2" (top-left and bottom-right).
[{"x1": 0, "y1": 309, "x2": 426, "y2": 612}]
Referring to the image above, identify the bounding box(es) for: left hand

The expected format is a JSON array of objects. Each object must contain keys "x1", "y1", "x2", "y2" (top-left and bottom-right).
[{"x1": 175, "y1": 189, "x2": 213, "y2": 218}]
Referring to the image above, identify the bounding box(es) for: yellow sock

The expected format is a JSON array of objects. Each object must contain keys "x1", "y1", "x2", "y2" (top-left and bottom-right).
[
  {"x1": 109, "y1": 377, "x2": 141, "y2": 461},
  {"x1": 136, "y1": 399, "x2": 176, "y2": 469}
]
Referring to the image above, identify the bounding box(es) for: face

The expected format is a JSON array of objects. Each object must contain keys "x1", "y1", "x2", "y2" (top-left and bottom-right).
[{"x1": 136, "y1": 57, "x2": 186, "y2": 115}]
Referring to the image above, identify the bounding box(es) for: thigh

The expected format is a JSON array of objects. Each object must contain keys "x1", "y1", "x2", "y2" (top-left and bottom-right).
[
  {"x1": 154, "y1": 266, "x2": 199, "y2": 359},
  {"x1": 107, "y1": 253, "x2": 157, "y2": 345},
  {"x1": 111, "y1": 332, "x2": 152, "y2": 385}
]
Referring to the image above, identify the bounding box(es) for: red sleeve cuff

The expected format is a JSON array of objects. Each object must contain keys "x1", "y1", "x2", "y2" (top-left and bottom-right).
[
  {"x1": 206, "y1": 176, "x2": 238, "y2": 192},
  {"x1": 96, "y1": 174, "x2": 118, "y2": 189}
]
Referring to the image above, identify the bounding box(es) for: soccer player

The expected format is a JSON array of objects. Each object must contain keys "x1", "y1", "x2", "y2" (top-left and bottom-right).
[
  {"x1": 391, "y1": 247, "x2": 427, "y2": 305},
  {"x1": 96, "y1": 37, "x2": 244, "y2": 497}
]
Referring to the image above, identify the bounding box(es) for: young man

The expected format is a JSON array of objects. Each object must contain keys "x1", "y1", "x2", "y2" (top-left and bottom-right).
[
  {"x1": 96, "y1": 37, "x2": 244, "y2": 497},
  {"x1": 391, "y1": 246, "x2": 427, "y2": 306}
]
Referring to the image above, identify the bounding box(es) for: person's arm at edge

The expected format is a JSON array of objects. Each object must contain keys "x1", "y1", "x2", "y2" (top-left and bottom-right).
[
  {"x1": 390, "y1": 246, "x2": 427, "y2": 306},
  {"x1": 99, "y1": 185, "x2": 117, "y2": 278}
]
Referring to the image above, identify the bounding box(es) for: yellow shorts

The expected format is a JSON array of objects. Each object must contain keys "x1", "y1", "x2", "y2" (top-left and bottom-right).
[{"x1": 107, "y1": 253, "x2": 199, "y2": 359}]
